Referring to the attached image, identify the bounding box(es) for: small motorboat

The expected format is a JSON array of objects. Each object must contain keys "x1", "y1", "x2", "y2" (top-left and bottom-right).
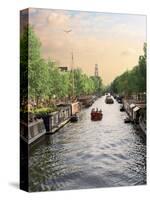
[
  {"x1": 91, "y1": 109, "x2": 103, "y2": 121},
  {"x1": 118, "y1": 99, "x2": 122, "y2": 104},
  {"x1": 70, "y1": 113, "x2": 78, "y2": 122},
  {"x1": 124, "y1": 117, "x2": 131, "y2": 123},
  {"x1": 116, "y1": 95, "x2": 123, "y2": 103},
  {"x1": 120, "y1": 105, "x2": 125, "y2": 112}
]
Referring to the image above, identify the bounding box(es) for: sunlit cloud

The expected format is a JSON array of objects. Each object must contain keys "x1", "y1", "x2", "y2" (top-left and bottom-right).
[
  {"x1": 121, "y1": 48, "x2": 136, "y2": 56},
  {"x1": 28, "y1": 8, "x2": 146, "y2": 84}
]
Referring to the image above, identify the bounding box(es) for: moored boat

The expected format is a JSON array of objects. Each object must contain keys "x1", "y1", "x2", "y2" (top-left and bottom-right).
[
  {"x1": 120, "y1": 105, "x2": 125, "y2": 112},
  {"x1": 78, "y1": 95, "x2": 94, "y2": 108},
  {"x1": 70, "y1": 102, "x2": 80, "y2": 122},
  {"x1": 139, "y1": 116, "x2": 146, "y2": 134},
  {"x1": 116, "y1": 95, "x2": 123, "y2": 103},
  {"x1": 70, "y1": 113, "x2": 78, "y2": 122},
  {"x1": 105, "y1": 96, "x2": 114, "y2": 104},
  {"x1": 124, "y1": 117, "x2": 131, "y2": 123},
  {"x1": 20, "y1": 117, "x2": 46, "y2": 144}
]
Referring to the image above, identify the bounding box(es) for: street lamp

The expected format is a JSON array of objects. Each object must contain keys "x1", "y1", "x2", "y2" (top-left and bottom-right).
[{"x1": 64, "y1": 29, "x2": 75, "y2": 98}]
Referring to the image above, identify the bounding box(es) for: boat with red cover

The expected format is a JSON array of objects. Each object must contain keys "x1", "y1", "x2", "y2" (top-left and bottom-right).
[{"x1": 91, "y1": 108, "x2": 103, "y2": 121}]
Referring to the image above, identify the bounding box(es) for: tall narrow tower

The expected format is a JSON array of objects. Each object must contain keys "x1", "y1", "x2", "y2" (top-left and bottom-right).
[{"x1": 95, "y1": 64, "x2": 99, "y2": 77}]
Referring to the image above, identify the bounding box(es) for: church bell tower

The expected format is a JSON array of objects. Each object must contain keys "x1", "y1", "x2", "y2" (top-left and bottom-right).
[{"x1": 95, "y1": 64, "x2": 99, "y2": 77}]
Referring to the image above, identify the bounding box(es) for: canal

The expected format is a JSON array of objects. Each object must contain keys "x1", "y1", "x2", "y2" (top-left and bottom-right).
[{"x1": 29, "y1": 96, "x2": 146, "y2": 192}]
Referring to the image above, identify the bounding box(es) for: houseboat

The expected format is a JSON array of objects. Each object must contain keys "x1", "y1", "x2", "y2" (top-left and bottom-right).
[
  {"x1": 42, "y1": 104, "x2": 72, "y2": 134},
  {"x1": 78, "y1": 95, "x2": 94, "y2": 108},
  {"x1": 20, "y1": 115, "x2": 46, "y2": 144},
  {"x1": 123, "y1": 96, "x2": 146, "y2": 134}
]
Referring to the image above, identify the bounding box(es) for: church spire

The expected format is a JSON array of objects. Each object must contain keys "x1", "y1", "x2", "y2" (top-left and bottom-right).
[{"x1": 95, "y1": 64, "x2": 99, "y2": 77}]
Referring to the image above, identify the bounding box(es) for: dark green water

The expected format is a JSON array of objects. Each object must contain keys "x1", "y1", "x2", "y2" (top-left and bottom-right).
[{"x1": 29, "y1": 96, "x2": 146, "y2": 192}]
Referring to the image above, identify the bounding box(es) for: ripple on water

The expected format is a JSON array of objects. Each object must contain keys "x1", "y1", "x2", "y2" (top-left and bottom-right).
[{"x1": 29, "y1": 96, "x2": 146, "y2": 191}]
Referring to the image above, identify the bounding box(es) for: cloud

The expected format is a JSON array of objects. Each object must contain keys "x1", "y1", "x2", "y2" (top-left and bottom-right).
[
  {"x1": 121, "y1": 48, "x2": 136, "y2": 56},
  {"x1": 47, "y1": 12, "x2": 70, "y2": 29},
  {"x1": 28, "y1": 8, "x2": 146, "y2": 84}
]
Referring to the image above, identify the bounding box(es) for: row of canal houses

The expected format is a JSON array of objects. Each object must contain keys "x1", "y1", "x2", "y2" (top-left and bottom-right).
[
  {"x1": 122, "y1": 93, "x2": 146, "y2": 134},
  {"x1": 20, "y1": 95, "x2": 97, "y2": 144}
]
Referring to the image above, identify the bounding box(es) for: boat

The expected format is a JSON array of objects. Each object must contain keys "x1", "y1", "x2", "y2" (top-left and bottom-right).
[
  {"x1": 120, "y1": 105, "x2": 125, "y2": 112},
  {"x1": 91, "y1": 109, "x2": 103, "y2": 121},
  {"x1": 70, "y1": 113, "x2": 78, "y2": 122},
  {"x1": 139, "y1": 116, "x2": 146, "y2": 134},
  {"x1": 124, "y1": 117, "x2": 131, "y2": 123},
  {"x1": 105, "y1": 96, "x2": 114, "y2": 104},
  {"x1": 20, "y1": 116, "x2": 46, "y2": 144},
  {"x1": 70, "y1": 102, "x2": 80, "y2": 122},
  {"x1": 118, "y1": 99, "x2": 122, "y2": 103},
  {"x1": 78, "y1": 95, "x2": 93, "y2": 108},
  {"x1": 113, "y1": 94, "x2": 117, "y2": 99},
  {"x1": 41, "y1": 104, "x2": 72, "y2": 134},
  {"x1": 116, "y1": 95, "x2": 123, "y2": 103}
]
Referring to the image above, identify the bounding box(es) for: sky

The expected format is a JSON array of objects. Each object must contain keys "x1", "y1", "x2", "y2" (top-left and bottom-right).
[{"x1": 26, "y1": 8, "x2": 146, "y2": 85}]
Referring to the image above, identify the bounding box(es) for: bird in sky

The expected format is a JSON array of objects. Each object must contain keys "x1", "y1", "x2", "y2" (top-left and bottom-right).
[{"x1": 64, "y1": 29, "x2": 72, "y2": 33}]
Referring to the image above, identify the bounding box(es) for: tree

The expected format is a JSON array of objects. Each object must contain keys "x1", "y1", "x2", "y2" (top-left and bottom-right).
[
  {"x1": 20, "y1": 26, "x2": 29, "y2": 108},
  {"x1": 138, "y1": 42, "x2": 146, "y2": 92},
  {"x1": 109, "y1": 43, "x2": 146, "y2": 96},
  {"x1": 27, "y1": 26, "x2": 49, "y2": 106},
  {"x1": 90, "y1": 76, "x2": 102, "y2": 94},
  {"x1": 20, "y1": 26, "x2": 104, "y2": 110},
  {"x1": 73, "y1": 69, "x2": 85, "y2": 96}
]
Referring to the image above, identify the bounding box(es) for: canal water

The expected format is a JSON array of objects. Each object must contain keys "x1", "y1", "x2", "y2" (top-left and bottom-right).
[{"x1": 29, "y1": 96, "x2": 146, "y2": 192}]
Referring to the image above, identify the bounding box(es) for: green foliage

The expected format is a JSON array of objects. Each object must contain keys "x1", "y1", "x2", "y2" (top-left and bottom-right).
[
  {"x1": 20, "y1": 26, "x2": 48, "y2": 106},
  {"x1": 90, "y1": 76, "x2": 102, "y2": 94},
  {"x1": 33, "y1": 107, "x2": 58, "y2": 116},
  {"x1": 110, "y1": 43, "x2": 146, "y2": 95},
  {"x1": 28, "y1": 27, "x2": 48, "y2": 101},
  {"x1": 20, "y1": 27, "x2": 29, "y2": 105},
  {"x1": 73, "y1": 69, "x2": 102, "y2": 96},
  {"x1": 74, "y1": 69, "x2": 85, "y2": 96},
  {"x1": 20, "y1": 27, "x2": 103, "y2": 109}
]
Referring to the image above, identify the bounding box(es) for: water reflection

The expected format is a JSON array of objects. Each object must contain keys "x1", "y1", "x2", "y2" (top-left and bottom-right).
[{"x1": 29, "y1": 96, "x2": 146, "y2": 191}]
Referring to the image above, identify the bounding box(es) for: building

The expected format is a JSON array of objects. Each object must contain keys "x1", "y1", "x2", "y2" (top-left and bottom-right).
[{"x1": 95, "y1": 64, "x2": 99, "y2": 77}]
